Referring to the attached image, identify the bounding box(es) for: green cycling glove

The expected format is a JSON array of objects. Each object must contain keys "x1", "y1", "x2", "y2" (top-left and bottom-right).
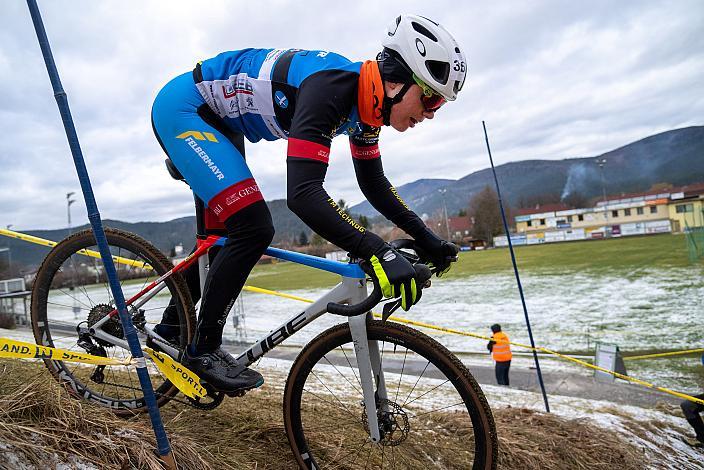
[{"x1": 368, "y1": 245, "x2": 419, "y2": 311}]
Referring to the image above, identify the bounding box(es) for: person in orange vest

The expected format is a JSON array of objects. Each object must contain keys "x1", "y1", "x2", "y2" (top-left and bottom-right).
[{"x1": 487, "y1": 324, "x2": 512, "y2": 386}]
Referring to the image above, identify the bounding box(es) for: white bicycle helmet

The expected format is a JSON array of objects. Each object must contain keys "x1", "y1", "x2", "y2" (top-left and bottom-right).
[{"x1": 382, "y1": 14, "x2": 467, "y2": 101}]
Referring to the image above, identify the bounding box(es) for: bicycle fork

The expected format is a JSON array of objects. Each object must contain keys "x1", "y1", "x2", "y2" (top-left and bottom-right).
[{"x1": 349, "y1": 311, "x2": 389, "y2": 443}]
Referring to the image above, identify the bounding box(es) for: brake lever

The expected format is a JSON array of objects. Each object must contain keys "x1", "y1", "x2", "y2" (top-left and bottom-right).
[{"x1": 381, "y1": 299, "x2": 402, "y2": 322}]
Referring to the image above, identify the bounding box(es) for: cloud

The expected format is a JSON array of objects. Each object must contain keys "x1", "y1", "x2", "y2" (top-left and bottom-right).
[{"x1": 0, "y1": 0, "x2": 702, "y2": 231}]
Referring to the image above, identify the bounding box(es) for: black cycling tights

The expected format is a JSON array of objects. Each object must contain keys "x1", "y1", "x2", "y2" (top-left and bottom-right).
[{"x1": 160, "y1": 199, "x2": 274, "y2": 353}]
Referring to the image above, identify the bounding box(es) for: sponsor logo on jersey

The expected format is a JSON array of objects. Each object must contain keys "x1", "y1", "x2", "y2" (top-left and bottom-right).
[
  {"x1": 327, "y1": 198, "x2": 365, "y2": 233},
  {"x1": 182, "y1": 137, "x2": 225, "y2": 180},
  {"x1": 274, "y1": 90, "x2": 288, "y2": 109},
  {"x1": 225, "y1": 184, "x2": 260, "y2": 206},
  {"x1": 390, "y1": 186, "x2": 410, "y2": 210},
  {"x1": 224, "y1": 76, "x2": 254, "y2": 97},
  {"x1": 176, "y1": 131, "x2": 219, "y2": 143}
]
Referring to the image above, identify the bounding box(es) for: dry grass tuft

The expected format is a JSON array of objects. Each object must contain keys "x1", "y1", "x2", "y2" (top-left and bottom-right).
[
  {"x1": 0, "y1": 360, "x2": 211, "y2": 469},
  {"x1": 493, "y1": 407, "x2": 646, "y2": 469}
]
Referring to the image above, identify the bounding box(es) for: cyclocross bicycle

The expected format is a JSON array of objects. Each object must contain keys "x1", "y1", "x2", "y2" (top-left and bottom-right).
[{"x1": 31, "y1": 164, "x2": 497, "y2": 469}]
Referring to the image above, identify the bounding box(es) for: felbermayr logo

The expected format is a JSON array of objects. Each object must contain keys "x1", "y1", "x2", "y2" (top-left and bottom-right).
[
  {"x1": 274, "y1": 90, "x2": 288, "y2": 109},
  {"x1": 176, "y1": 131, "x2": 219, "y2": 143},
  {"x1": 177, "y1": 133, "x2": 225, "y2": 181}
]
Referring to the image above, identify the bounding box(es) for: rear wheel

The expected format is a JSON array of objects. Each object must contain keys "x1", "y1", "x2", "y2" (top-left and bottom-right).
[
  {"x1": 283, "y1": 320, "x2": 498, "y2": 469},
  {"x1": 31, "y1": 228, "x2": 195, "y2": 415}
]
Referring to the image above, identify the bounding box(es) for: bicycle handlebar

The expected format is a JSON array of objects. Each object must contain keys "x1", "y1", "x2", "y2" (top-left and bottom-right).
[{"x1": 326, "y1": 263, "x2": 432, "y2": 317}]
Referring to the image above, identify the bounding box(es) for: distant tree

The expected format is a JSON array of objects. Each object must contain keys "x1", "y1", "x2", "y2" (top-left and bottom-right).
[
  {"x1": 310, "y1": 232, "x2": 326, "y2": 246},
  {"x1": 469, "y1": 186, "x2": 504, "y2": 245},
  {"x1": 298, "y1": 231, "x2": 309, "y2": 246},
  {"x1": 337, "y1": 199, "x2": 348, "y2": 212},
  {"x1": 358, "y1": 215, "x2": 370, "y2": 229},
  {"x1": 457, "y1": 208, "x2": 467, "y2": 217}
]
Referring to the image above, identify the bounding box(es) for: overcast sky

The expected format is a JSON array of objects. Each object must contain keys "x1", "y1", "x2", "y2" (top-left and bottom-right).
[{"x1": 1, "y1": 0, "x2": 702, "y2": 231}]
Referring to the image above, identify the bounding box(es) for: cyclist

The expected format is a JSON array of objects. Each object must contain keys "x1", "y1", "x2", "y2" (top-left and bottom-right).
[{"x1": 151, "y1": 14, "x2": 467, "y2": 393}]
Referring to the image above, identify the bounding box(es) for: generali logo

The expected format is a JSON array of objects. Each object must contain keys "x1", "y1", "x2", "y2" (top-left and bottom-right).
[{"x1": 176, "y1": 131, "x2": 219, "y2": 143}]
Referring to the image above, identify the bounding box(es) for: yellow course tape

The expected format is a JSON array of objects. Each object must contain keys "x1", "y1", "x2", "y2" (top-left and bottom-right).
[
  {"x1": 0, "y1": 337, "x2": 128, "y2": 365},
  {"x1": 144, "y1": 348, "x2": 206, "y2": 399},
  {"x1": 623, "y1": 348, "x2": 704, "y2": 361},
  {"x1": 243, "y1": 285, "x2": 313, "y2": 303},
  {"x1": 0, "y1": 338, "x2": 205, "y2": 399},
  {"x1": 0, "y1": 228, "x2": 152, "y2": 270}
]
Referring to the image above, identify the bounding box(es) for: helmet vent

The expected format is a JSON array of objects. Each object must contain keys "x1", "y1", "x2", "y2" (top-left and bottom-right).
[
  {"x1": 418, "y1": 15, "x2": 439, "y2": 26},
  {"x1": 411, "y1": 22, "x2": 438, "y2": 42},
  {"x1": 425, "y1": 60, "x2": 449, "y2": 85}
]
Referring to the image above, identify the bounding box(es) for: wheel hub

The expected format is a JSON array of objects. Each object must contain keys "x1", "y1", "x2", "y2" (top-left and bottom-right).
[
  {"x1": 87, "y1": 303, "x2": 124, "y2": 346},
  {"x1": 361, "y1": 399, "x2": 410, "y2": 446}
]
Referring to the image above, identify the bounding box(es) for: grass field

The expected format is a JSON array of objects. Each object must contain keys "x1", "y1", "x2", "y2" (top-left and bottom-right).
[{"x1": 248, "y1": 233, "x2": 695, "y2": 291}]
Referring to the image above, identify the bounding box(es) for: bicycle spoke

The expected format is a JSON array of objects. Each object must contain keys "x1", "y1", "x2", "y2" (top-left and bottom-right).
[
  {"x1": 408, "y1": 400, "x2": 467, "y2": 420},
  {"x1": 321, "y1": 354, "x2": 363, "y2": 396},
  {"x1": 401, "y1": 360, "x2": 431, "y2": 407},
  {"x1": 403, "y1": 378, "x2": 452, "y2": 408},
  {"x1": 395, "y1": 348, "x2": 409, "y2": 403},
  {"x1": 302, "y1": 383, "x2": 358, "y2": 421},
  {"x1": 339, "y1": 345, "x2": 362, "y2": 390}
]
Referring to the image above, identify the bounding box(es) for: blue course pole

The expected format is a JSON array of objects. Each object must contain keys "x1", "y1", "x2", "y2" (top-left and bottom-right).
[
  {"x1": 482, "y1": 121, "x2": 550, "y2": 413},
  {"x1": 25, "y1": 0, "x2": 175, "y2": 462}
]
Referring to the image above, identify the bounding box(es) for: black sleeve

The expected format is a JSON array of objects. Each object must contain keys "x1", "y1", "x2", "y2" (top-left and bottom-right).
[
  {"x1": 287, "y1": 158, "x2": 386, "y2": 259},
  {"x1": 284, "y1": 69, "x2": 386, "y2": 259},
  {"x1": 352, "y1": 156, "x2": 428, "y2": 237}
]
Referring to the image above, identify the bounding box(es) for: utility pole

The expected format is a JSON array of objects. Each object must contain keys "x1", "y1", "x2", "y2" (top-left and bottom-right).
[
  {"x1": 596, "y1": 158, "x2": 609, "y2": 238},
  {"x1": 438, "y1": 189, "x2": 451, "y2": 241},
  {"x1": 67, "y1": 192, "x2": 76, "y2": 235},
  {"x1": 3, "y1": 225, "x2": 12, "y2": 277}
]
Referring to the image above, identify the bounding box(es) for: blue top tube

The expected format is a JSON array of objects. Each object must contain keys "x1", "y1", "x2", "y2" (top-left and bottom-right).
[{"x1": 213, "y1": 237, "x2": 366, "y2": 278}]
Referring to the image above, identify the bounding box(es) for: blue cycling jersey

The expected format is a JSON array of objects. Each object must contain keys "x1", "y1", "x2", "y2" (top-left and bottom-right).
[{"x1": 194, "y1": 48, "x2": 368, "y2": 144}]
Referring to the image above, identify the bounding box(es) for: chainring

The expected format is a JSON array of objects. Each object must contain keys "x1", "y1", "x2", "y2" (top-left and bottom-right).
[{"x1": 186, "y1": 382, "x2": 226, "y2": 410}]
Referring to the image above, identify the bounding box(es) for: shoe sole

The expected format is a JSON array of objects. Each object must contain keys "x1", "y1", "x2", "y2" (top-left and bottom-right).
[{"x1": 221, "y1": 378, "x2": 265, "y2": 397}]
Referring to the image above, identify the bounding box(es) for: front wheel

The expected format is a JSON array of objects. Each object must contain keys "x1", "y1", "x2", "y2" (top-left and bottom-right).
[{"x1": 283, "y1": 320, "x2": 498, "y2": 469}]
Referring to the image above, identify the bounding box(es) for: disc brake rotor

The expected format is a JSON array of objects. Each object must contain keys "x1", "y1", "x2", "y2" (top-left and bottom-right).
[{"x1": 361, "y1": 399, "x2": 410, "y2": 446}]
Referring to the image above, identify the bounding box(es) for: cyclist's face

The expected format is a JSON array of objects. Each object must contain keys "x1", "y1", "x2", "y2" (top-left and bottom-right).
[{"x1": 387, "y1": 83, "x2": 436, "y2": 132}]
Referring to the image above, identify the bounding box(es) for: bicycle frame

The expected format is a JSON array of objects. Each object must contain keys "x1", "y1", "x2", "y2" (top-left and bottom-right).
[{"x1": 85, "y1": 235, "x2": 389, "y2": 442}]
